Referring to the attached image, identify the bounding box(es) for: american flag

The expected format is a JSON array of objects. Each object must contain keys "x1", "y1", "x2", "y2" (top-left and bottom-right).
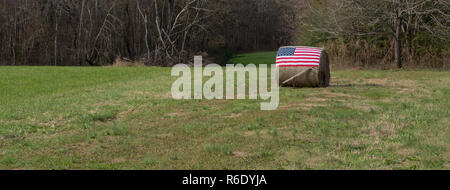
[{"x1": 276, "y1": 46, "x2": 322, "y2": 67}]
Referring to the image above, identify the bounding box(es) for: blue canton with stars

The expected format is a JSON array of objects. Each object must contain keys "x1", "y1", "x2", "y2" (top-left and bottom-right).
[{"x1": 277, "y1": 47, "x2": 296, "y2": 57}]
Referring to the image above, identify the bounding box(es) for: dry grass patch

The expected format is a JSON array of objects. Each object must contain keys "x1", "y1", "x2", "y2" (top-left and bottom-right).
[
  {"x1": 344, "y1": 101, "x2": 379, "y2": 112},
  {"x1": 279, "y1": 97, "x2": 327, "y2": 111},
  {"x1": 278, "y1": 103, "x2": 326, "y2": 111},
  {"x1": 361, "y1": 120, "x2": 399, "y2": 138},
  {"x1": 397, "y1": 147, "x2": 417, "y2": 157},
  {"x1": 63, "y1": 141, "x2": 99, "y2": 152},
  {"x1": 167, "y1": 112, "x2": 186, "y2": 117},
  {"x1": 152, "y1": 92, "x2": 173, "y2": 99},
  {"x1": 321, "y1": 90, "x2": 359, "y2": 99},
  {"x1": 233, "y1": 151, "x2": 250, "y2": 158}
]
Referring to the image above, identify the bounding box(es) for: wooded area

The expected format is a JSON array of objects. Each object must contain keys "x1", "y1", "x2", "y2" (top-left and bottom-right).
[
  {"x1": 0, "y1": 0, "x2": 448, "y2": 68},
  {"x1": 307, "y1": 0, "x2": 450, "y2": 68}
]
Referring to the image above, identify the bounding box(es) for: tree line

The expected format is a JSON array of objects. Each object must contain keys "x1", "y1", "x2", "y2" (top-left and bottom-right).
[{"x1": 0, "y1": 0, "x2": 306, "y2": 66}]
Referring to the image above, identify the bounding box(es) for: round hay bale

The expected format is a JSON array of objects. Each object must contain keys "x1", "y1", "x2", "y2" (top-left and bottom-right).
[{"x1": 276, "y1": 46, "x2": 330, "y2": 88}]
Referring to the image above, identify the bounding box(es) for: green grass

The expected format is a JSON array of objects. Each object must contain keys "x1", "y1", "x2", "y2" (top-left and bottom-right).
[
  {"x1": 230, "y1": 51, "x2": 277, "y2": 65},
  {"x1": 0, "y1": 52, "x2": 449, "y2": 169}
]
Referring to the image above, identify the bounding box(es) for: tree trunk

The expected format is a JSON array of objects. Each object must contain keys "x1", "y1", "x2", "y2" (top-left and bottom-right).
[
  {"x1": 77, "y1": 0, "x2": 86, "y2": 66},
  {"x1": 12, "y1": 0, "x2": 17, "y2": 65},
  {"x1": 394, "y1": 0, "x2": 403, "y2": 69},
  {"x1": 395, "y1": 26, "x2": 402, "y2": 68}
]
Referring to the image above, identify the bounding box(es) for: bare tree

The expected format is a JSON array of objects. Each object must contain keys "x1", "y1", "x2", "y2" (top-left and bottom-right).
[
  {"x1": 309, "y1": 0, "x2": 450, "y2": 68},
  {"x1": 136, "y1": 0, "x2": 151, "y2": 63},
  {"x1": 54, "y1": 0, "x2": 62, "y2": 66}
]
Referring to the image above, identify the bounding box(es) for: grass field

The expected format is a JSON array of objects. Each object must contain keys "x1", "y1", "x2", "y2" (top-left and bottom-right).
[{"x1": 0, "y1": 52, "x2": 449, "y2": 169}]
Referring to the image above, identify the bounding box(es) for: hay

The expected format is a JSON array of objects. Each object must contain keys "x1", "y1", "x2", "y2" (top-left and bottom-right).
[
  {"x1": 112, "y1": 57, "x2": 145, "y2": 67},
  {"x1": 277, "y1": 46, "x2": 330, "y2": 88}
]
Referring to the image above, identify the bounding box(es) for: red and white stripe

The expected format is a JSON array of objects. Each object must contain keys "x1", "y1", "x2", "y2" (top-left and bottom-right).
[{"x1": 276, "y1": 47, "x2": 322, "y2": 67}]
